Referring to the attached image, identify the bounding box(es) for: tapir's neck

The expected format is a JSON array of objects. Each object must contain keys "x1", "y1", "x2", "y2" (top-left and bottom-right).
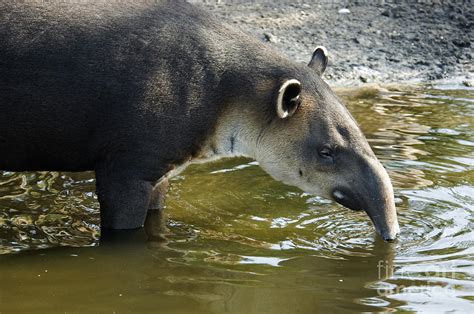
[
  {"x1": 162, "y1": 109, "x2": 258, "y2": 182},
  {"x1": 199, "y1": 106, "x2": 261, "y2": 161}
]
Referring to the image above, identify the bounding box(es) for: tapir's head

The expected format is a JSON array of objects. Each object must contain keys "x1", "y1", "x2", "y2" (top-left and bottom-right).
[{"x1": 248, "y1": 47, "x2": 399, "y2": 241}]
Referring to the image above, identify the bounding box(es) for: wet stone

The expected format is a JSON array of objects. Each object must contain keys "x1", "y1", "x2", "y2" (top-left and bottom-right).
[
  {"x1": 462, "y1": 79, "x2": 474, "y2": 87},
  {"x1": 263, "y1": 32, "x2": 278, "y2": 43}
]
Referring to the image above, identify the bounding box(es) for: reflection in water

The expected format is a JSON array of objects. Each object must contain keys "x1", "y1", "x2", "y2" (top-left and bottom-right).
[
  {"x1": 0, "y1": 85, "x2": 473, "y2": 312},
  {"x1": 0, "y1": 172, "x2": 99, "y2": 254}
]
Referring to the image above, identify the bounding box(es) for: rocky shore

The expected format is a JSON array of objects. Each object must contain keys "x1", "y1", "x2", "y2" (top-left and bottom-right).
[{"x1": 192, "y1": 1, "x2": 473, "y2": 86}]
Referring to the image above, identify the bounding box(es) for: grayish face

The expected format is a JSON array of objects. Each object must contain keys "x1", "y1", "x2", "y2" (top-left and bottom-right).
[{"x1": 256, "y1": 47, "x2": 400, "y2": 241}]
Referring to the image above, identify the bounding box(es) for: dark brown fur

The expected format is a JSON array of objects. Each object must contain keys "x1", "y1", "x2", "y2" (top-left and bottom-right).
[
  {"x1": 0, "y1": 1, "x2": 304, "y2": 228},
  {"x1": 0, "y1": 1, "x2": 399, "y2": 239}
]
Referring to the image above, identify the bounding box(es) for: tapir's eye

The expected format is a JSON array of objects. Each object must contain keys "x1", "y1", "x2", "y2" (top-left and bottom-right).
[{"x1": 319, "y1": 146, "x2": 334, "y2": 161}]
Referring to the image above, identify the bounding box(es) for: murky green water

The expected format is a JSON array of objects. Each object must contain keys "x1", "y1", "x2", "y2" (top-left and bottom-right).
[{"x1": 0, "y1": 85, "x2": 473, "y2": 312}]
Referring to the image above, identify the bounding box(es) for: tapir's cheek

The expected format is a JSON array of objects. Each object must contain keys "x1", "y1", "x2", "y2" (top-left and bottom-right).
[
  {"x1": 301, "y1": 142, "x2": 319, "y2": 162},
  {"x1": 293, "y1": 167, "x2": 334, "y2": 197}
]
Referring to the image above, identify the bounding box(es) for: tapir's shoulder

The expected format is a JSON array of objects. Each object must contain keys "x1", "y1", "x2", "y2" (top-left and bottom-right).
[{"x1": 0, "y1": 1, "x2": 257, "y2": 63}]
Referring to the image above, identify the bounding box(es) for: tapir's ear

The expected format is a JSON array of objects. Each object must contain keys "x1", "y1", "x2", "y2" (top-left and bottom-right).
[
  {"x1": 276, "y1": 79, "x2": 302, "y2": 119},
  {"x1": 308, "y1": 46, "x2": 328, "y2": 75}
]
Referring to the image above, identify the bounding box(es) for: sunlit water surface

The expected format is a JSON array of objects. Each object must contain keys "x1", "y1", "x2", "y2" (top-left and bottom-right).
[{"x1": 0, "y1": 85, "x2": 473, "y2": 312}]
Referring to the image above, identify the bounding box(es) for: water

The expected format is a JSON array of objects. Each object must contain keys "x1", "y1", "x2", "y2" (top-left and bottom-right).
[{"x1": 0, "y1": 85, "x2": 473, "y2": 312}]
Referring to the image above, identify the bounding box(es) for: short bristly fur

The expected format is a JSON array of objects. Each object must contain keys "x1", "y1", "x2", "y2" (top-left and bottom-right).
[{"x1": 0, "y1": 1, "x2": 399, "y2": 240}]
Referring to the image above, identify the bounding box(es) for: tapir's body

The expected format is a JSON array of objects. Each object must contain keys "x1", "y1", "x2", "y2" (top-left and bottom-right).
[
  {"x1": 1, "y1": 1, "x2": 260, "y2": 172},
  {"x1": 0, "y1": 1, "x2": 400, "y2": 240}
]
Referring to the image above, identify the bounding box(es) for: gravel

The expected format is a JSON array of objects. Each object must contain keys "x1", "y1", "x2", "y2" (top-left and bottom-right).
[{"x1": 191, "y1": 0, "x2": 473, "y2": 86}]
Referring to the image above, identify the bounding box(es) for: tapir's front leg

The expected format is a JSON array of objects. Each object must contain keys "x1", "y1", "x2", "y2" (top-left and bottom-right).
[
  {"x1": 95, "y1": 168, "x2": 154, "y2": 229},
  {"x1": 145, "y1": 178, "x2": 169, "y2": 240}
]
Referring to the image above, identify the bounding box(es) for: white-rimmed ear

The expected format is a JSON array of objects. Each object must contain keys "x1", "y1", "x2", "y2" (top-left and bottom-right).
[
  {"x1": 276, "y1": 79, "x2": 302, "y2": 119},
  {"x1": 308, "y1": 46, "x2": 328, "y2": 75}
]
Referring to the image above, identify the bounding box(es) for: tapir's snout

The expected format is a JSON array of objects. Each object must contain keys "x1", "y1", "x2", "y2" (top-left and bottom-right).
[
  {"x1": 331, "y1": 160, "x2": 400, "y2": 242},
  {"x1": 332, "y1": 187, "x2": 400, "y2": 241}
]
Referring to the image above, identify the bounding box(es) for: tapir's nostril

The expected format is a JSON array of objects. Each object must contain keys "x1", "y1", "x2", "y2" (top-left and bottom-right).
[
  {"x1": 332, "y1": 190, "x2": 345, "y2": 201},
  {"x1": 381, "y1": 228, "x2": 399, "y2": 242}
]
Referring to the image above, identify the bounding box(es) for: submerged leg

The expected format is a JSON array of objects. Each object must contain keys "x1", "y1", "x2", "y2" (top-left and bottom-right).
[
  {"x1": 145, "y1": 178, "x2": 169, "y2": 240},
  {"x1": 96, "y1": 169, "x2": 153, "y2": 229}
]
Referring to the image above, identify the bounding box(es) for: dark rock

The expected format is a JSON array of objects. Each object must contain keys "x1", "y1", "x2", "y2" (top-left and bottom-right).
[
  {"x1": 459, "y1": 20, "x2": 473, "y2": 29},
  {"x1": 381, "y1": 7, "x2": 401, "y2": 18},
  {"x1": 415, "y1": 60, "x2": 430, "y2": 66},
  {"x1": 453, "y1": 38, "x2": 471, "y2": 48},
  {"x1": 353, "y1": 37, "x2": 370, "y2": 46}
]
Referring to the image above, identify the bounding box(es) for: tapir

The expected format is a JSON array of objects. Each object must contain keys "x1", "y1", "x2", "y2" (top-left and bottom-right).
[{"x1": 0, "y1": 1, "x2": 400, "y2": 240}]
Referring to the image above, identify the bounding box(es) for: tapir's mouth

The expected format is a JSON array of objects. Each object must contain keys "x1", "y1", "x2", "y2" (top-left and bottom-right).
[
  {"x1": 332, "y1": 188, "x2": 365, "y2": 212},
  {"x1": 332, "y1": 188, "x2": 399, "y2": 242},
  {"x1": 366, "y1": 213, "x2": 400, "y2": 242}
]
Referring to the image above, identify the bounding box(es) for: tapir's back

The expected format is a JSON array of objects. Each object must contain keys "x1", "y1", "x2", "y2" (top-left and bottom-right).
[{"x1": 0, "y1": 1, "x2": 234, "y2": 171}]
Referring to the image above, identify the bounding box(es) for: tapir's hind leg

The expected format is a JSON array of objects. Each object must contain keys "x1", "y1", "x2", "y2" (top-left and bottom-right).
[
  {"x1": 95, "y1": 169, "x2": 153, "y2": 229},
  {"x1": 145, "y1": 178, "x2": 169, "y2": 240}
]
